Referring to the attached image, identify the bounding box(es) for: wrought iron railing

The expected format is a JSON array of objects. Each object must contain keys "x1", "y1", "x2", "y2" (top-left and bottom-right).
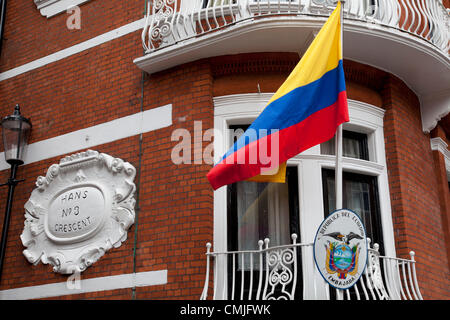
[
  {"x1": 200, "y1": 234, "x2": 423, "y2": 300},
  {"x1": 142, "y1": 0, "x2": 449, "y2": 56}
]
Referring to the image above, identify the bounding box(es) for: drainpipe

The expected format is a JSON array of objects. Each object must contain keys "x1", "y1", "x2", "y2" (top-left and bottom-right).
[{"x1": 0, "y1": 0, "x2": 7, "y2": 58}]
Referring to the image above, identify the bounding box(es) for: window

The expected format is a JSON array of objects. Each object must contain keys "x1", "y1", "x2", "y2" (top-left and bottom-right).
[
  {"x1": 226, "y1": 125, "x2": 301, "y2": 299},
  {"x1": 321, "y1": 130, "x2": 384, "y2": 251},
  {"x1": 227, "y1": 167, "x2": 300, "y2": 252},
  {"x1": 213, "y1": 94, "x2": 394, "y2": 299},
  {"x1": 322, "y1": 169, "x2": 384, "y2": 252},
  {"x1": 227, "y1": 125, "x2": 300, "y2": 252}
]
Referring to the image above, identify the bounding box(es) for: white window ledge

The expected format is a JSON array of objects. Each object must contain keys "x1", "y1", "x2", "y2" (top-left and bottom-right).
[
  {"x1": 0, "y1": 270, "x2": 168, "y2": 300},
  {"x1": 34, "y1": 0, "x2": 91, "y2": 18}
]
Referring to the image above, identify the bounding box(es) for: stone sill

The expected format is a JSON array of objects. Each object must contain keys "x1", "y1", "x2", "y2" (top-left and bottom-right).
[{"x1": 34, "y1": 0, "x2": 91, "y2": 18}]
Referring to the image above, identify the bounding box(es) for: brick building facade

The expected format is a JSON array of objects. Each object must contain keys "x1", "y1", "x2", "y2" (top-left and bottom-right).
[{"x1": 0, "y1": 0, "x2": 448, "y2": 300}]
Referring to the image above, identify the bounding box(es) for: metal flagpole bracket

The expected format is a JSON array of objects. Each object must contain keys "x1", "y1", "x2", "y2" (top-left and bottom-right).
[{"x1": 0, "y1": 178, "x2": 25, "y2": 187}]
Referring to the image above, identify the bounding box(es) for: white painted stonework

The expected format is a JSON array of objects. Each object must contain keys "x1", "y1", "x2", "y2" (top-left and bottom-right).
[
  {"x1": 20, "y1": 149, "x2": 136, "y2": 274},
  {"x1": 0, "y1": 270, "x2": 168, "y2": 300},
  {"x1": 34, "y1": 0, "x2": 91, "y2": 18},
  {"x1": 431, "y1": 137, "x2": 450, "y2": 181},
  {"x1": 0, "y1": 104, "x2": 172, "y2": 171}
]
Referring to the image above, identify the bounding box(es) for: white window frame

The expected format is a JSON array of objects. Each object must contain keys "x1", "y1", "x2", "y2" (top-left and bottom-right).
[
  {"x1": 34, "y1": 0, "x2": 90, "y2": 18},
  {"x1": 213, "y1": 93, "x2": 396, "y2": 299}
]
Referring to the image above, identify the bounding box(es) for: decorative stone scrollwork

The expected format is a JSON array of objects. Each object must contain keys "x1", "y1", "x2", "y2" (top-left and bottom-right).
[
  {"x1": 20, "y1": 150, "x2": 136, "y2": 274},
  {"x1": 36, "y1": 164, "x2": 60, "y2": 191}
]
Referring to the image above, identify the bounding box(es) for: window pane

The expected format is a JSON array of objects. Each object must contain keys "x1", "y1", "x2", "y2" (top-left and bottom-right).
[
  {"x1": 326, "y1": 176, "x2": 336, "y2": 213},
  {"x1": 321, "y1": 131, "x2": 369, "y2": 160},
  {"x1": 343, "y1": 138, "x2": 362, "y2": 159},
  {"x1": 228, "y1": 125, "x2": 300, "y2": 273},
  {"x1": 322, "y1": 169, "x2": 383, "y2": 251},
  {"x1": 345, "y1": 179, "x2": 373, "y2": 234},
  {"x1": 228, "y1": 166, "x2": 302, "y2": 299},
  {"x1": 236, "y1": 181, "x2": 290, "y2": 252}
]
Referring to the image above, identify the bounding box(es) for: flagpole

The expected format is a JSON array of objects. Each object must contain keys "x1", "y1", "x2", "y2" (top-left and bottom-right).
[
  {"x1": 335, "y1": 0, "x2": 344, "y2": 211},
  {"x1": 335, "y1": 127, "x2": 343, "y2": 209},
  {"x1": 335, "y1": 1, "x2": 345, "y2": 301}
]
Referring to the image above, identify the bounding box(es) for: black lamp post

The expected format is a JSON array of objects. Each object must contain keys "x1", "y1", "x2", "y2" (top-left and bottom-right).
[{"x1": 0, "y1": 104, "x2": 31, "y2": 283}]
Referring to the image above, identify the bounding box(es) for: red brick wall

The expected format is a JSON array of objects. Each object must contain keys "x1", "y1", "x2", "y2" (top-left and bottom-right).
[
  {"x1": 211, "y1": 54, "x2": 384, "y2": 108},
  {"x1": 0, "y1": 40, "x2": 215, "y2": 300},
  {"x1": 432, "y1": 123, "x2": 450, "y2": 145},
  {"x1": 0, "y1": 31, "x2": 143, "y2": 145},
  {"x1": 0, "y1": 0, "x2": 448, "y2": 300},
  {"x1": 0, "y1": 0, "x2": 215, "y2": 299},
  {"x1": 135, "y1": 61, "x2": 214, "y2": 299},
  {"x1": 382, "y1": 75, "x2": 450, "y2": 299},
  {"x1": 0, "y1": 136, "x2": 141, "y2": 298},
  {"x1": 1, "y1": 0, "x2": 144, "y2": 71},
  {"x1": 430, "y1": 125, "x2": 450, "y2": 271},
  {"x1": 0, "y1": 1, "x2": 148, "y2": 299},
  {"x1": 211, "y1": 54, "x2": 450, "y2": 299}
]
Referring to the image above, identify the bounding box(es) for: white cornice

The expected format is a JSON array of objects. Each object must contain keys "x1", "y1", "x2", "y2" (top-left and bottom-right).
[
  {"x1": 431, "y1": 137, "x2": 450, "y2": 176},
  {"x1": 421, "y1": 90, "x2": 450, "y2": 133},
  {"x1": 431, "y1": 137, "x2": 449, "y2": 157}
]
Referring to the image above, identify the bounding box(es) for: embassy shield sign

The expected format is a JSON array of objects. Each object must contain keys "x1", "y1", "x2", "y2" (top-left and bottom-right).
[{"x1": 313, "y1": 209, "x2": 368, "y2": 290}]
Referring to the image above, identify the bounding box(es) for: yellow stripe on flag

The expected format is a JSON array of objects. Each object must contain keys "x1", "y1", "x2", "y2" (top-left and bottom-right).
[
  {"x1": 244, "y1": 2, "x2": 343, "y2": 185},
  {"x1": 267, "y1": 2, "x2": 343, "y2": 106},
  {"x1": 247, "y1": 162, "x2": 287, "y2": 183}
]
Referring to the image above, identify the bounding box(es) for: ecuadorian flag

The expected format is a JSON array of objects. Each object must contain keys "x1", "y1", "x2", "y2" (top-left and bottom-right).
[{"x1": 207, "y1": 2, "x2": 349, "y2": 190}]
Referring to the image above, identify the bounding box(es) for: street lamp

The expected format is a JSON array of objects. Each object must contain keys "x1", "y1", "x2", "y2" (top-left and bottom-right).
[{"x1": 0, "y1": 104, "x2": 31, "y2": 283}]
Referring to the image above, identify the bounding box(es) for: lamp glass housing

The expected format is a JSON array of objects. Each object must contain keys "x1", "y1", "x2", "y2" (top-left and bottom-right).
[{"x1": 1, "y1": 106, "x2": 31, "y2": 165}]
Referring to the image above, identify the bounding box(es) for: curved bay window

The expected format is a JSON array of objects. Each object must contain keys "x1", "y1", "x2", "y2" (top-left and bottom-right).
[{"x1": 214, "y1": 95, "x2": 394, "y2": 299}]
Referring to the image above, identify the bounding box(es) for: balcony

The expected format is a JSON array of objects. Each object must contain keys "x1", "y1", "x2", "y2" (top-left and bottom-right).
[
  {"x1": 133, "y1": 0, "x2": 450, "y2": 132},
  {"x1": 200, "y1": 234, "x2": 423, "y2": 300},
  {"x1": 139, "y1": 0, "x2": 449, "y2": 55}
]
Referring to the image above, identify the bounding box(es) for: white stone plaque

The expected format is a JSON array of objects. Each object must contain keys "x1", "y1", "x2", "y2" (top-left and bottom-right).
[{"x1": 20, "y1": 150, "x2": 136, "y2": 274}]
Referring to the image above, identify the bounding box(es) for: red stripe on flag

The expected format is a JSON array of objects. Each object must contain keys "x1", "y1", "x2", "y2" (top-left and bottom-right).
[{"x1": 207, "y1": 91, "x2": 349, "y2": 190}]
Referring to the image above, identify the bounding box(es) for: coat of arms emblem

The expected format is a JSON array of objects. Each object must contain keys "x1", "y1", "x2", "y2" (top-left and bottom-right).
[
  {"x1": 324, "y1": 232, "x2": 363, "y2": 279},
  {"x1": 314, "y1": 209, "x2": 367, "y2": 290}
]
